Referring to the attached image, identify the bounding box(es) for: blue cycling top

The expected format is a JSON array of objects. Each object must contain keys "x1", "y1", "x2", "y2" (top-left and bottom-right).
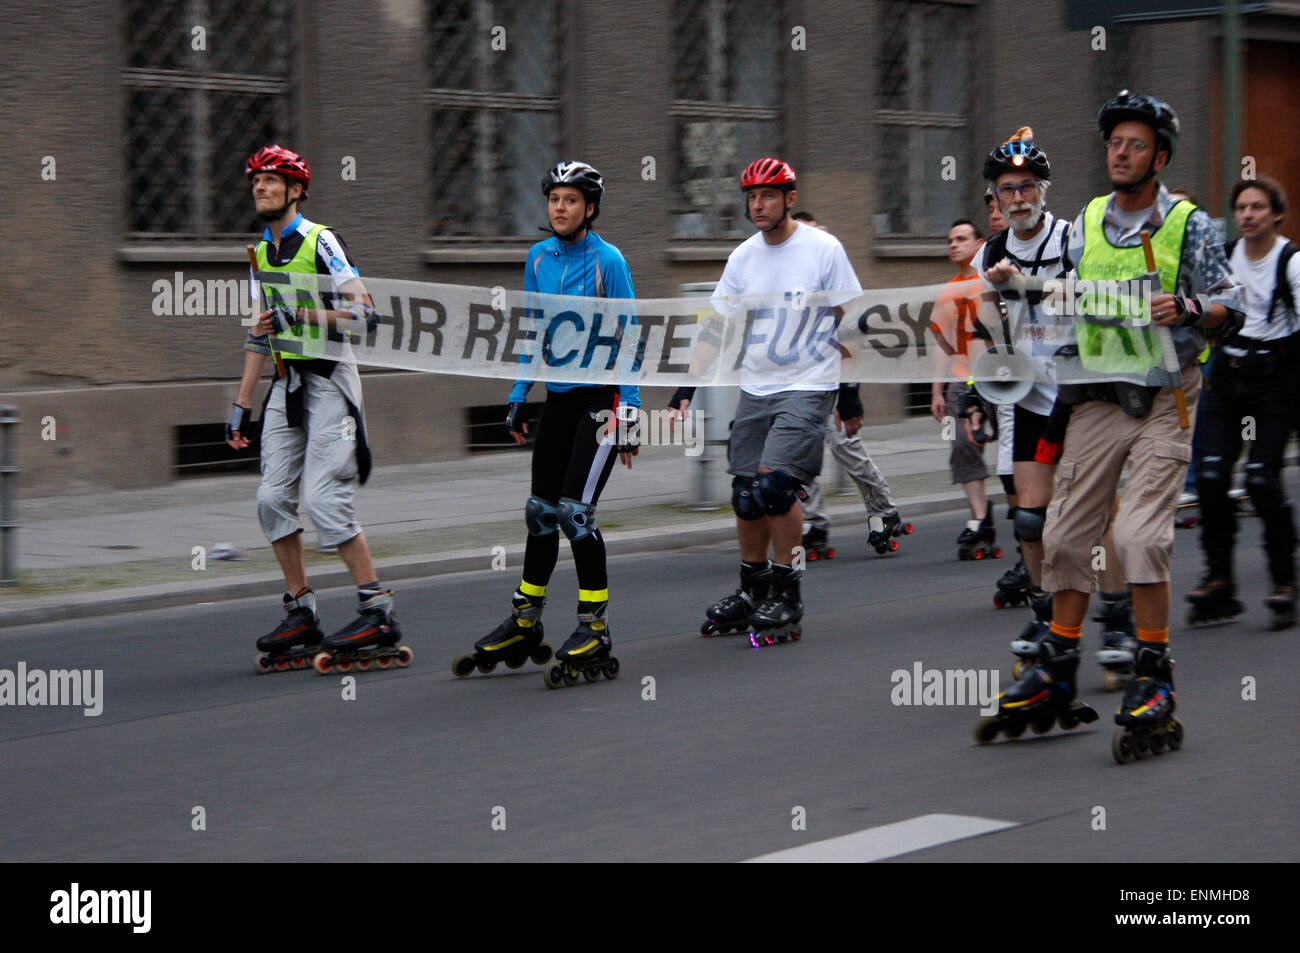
[{"x1": 507, "y1": 230, "x2": 641, "y2": 408}]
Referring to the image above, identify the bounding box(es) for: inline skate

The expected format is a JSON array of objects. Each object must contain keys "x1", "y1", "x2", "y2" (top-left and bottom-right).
[
  {"x1": 254, "y1": 588, "x2": 324, "y2": 674},
  {"x1": 311, "y1": 590, "x2": 413, "y2": 675},
  {"x1": 701, "y1": 562, "x2": 772, "y2": 637},
  {"x1": 1266, "y1": 584, "x2": 1297, "y2": 631},
  {"x1": 975, "y1": 633, "x2": 1099, "y2": 744},
  {"x1": 544, "y1": 601, "x2": 620, "y2": 689},
  {"x1": 868, "y1": 512, "x2": 913, "y2": 555},
  {"x1": 1094, "y1": 592, "x2": 1137, "y2": 691},
  {"x1": 1185, "y1": 574, "x2": 1243, "y2": 626},
  {"x1": 453, "y1": 590, "x2": 553, "y2": 677},
  {"x1": 1009, "y1": 588, "x2": 1052, "y2": 679},
  {"x1": 801, "y1": 525, "x2": 835, "y2": 562},
  {"x1": 957, "y1": 509, "x2": 1001, "y2": 561},
  {"x1": 748, "y1": 566, "x2": 803, "y2": 647},
  {"x1": 993, "y1": 554, "x2": 1031, "y2": 608},
  {"x1": 1112, "y1": 644, "x2": 1182, "y2": 764}
]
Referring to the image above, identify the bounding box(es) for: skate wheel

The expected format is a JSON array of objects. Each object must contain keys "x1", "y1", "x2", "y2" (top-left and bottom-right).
[
  {"x1": 1002, "y1": 718, "x2": 1027, "y2": 740},
  {"x1": 395, "y1": 646, "x2": 413, "y2": 668},
  {"x1": 1011, "y1": 659, "x2": 1028, "y2": 680},
  {"x1": 994, "y1": 593, "x2": 1006, "y2": 608},
  {"x1": 1101, "y1": 669, "x2": 1127, "y2": 692},
  {"x1": 562, "y1": 665, "x2": 580, "y2": 687},
  {"x1": 827, "y1": 549, "x2": 837, "y2": 559},
  {"x1": 992, "y1": 547, "x2": 1003, "y2": 558},
  {"x1": 334, "y1": 659, "x2": 354, "y2": 674},
  {"x1": 1166, "y1": 718, "x2": 1184, "y2": 751},
  {"x1": 974, "y1": 717, "x2": 1000, "y2": 745},
  {"x1": 452, "y1": 654, "x2": 476, "y2": 678},
  {"x1": 476, "y1": 659, "x2": 497, "y2": 675},
  {"x1": 293, "y1": 655, "x2": 312, "y2": 670},
  {"x1": 1059, "y1": 712, "x2": 1079, "y2": 730},
  {"x1": 531, "y1": 643, "x2": 553, "y2": 665},
  {"x1": 807, "y1": 550, "x2": 818, "y2": 561},
  {"x1": 1031, "y1": 713, "x2": 1055, "y2": 735},
  {"x1": 543, "y1": 661, "x2": 565, "y2": 689},
  {"x1": 889, "y1": 540, "x2": 898, "y2": 552},
  {"x1": 903, "y1": 523, "x2": 913, "y2": 534},
  {"x1": 1149, "y1": 731, "x2": 1167, "y2": 754},
  {"x1": 1131, "y1": 733, "x2": 1150, "y2": 759},
  {"x1": 1112, "y1": 730, "x2": 1137, "y2": 764},
  {"x1": 311, "y1": 653, "x2": 333, "y2": 676},
  {"x1": 376, "y1": 655, "x2": 393, "y2": 669},
  {"x1": 957, "y1": 549, "x2": 968, "y2": 560},
  {"x1": 582, "y1": 666, "x2": 600, "y2": 683},
  {"x1": 355, "y1": 658, "x2": 373, "y2": 672},
  {"x1": 505, "y1": 655, "x2": 527, "y2": 670},
  {"x1": 603, "y1": 656, "x2": 620, "y2": 679},
  {"x1": 972, "y1": 549, "x2": 983, "y2": 560},
  {"x1": 254, "y1": 654, "x2": 273, "y2": 675},
  {"x1": 789, "y1": 630, "x2": 801, "y2": 641}
]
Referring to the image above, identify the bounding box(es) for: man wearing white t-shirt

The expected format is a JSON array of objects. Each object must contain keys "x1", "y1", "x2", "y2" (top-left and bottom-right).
[
  {"x1": 679, "y1": 158, "x2": 863, "y2": 644},
  {"x1": 1188, "y1": 173, "x2": 1300, "y2": 629}
]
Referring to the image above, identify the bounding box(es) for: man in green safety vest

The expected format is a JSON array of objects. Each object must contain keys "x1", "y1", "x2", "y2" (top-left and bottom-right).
[
  {"x1": 226, "y1": 145, "x2": 408, "y2": 675},
  {"x1": 976, "y1": 93, "x2": 1245, "y2": 763}
]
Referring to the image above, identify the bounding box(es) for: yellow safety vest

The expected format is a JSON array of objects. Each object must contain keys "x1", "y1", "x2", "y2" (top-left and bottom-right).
[{"x1": 254, "y1": 222, "x2": 332, "y2": 360}]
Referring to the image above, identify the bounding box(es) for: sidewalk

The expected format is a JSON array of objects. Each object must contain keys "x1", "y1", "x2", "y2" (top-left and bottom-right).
[{"x1": 0, "y1": 417, "x2": 985, "y2": 627}]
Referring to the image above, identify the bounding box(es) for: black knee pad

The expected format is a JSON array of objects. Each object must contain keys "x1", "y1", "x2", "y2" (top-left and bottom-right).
[
  {"x1": 524, "y1": 495, "x2": 559, "y2": 536},
  {"x1": 753, "y1": 469, "x2": 804, "y2": 517},
  {"x1": 1014, "y1": 506, "x2": 1046, "y2": 542},
  {"x1": 1197, "y1": 457, "x2": 1229, "y2": 494},
  {"x1": 557, "y1": 497, "x2": 598, "y2": 542},
  {"x1": 732, "y1": 476, "x2": 764, "y2": 521}
]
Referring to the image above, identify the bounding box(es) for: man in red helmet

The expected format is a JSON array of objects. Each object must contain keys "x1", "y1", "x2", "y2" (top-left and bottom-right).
[
  {"x1": 674, "y1": 157, "x2": 863, "y2": 645},
  {"x1": 226, "y1": 145, "x2": 404, "y2": 674}
]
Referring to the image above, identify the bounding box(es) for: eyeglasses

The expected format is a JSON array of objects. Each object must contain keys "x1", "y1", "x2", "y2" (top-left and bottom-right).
[
  {"x1": 995, "y1": 182, "x2": 1041, "y2": 200},
  {"x1": 1105, "y1": 137, "x2": 1152, "y2": 154}
]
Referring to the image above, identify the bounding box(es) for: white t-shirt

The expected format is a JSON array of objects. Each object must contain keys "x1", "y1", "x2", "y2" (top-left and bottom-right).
[
  {"x1": 712, "y1": 222, "x2": 863, "y2": 397},
  {"x1": 972, "y1": 212, "x2": 1070, "y2": 416},
  {"x1": 1230, "y1": 235, "x2": 1300, "y2": 341}
]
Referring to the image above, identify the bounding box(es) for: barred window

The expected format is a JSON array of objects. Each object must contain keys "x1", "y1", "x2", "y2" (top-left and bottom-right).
[
  {"x1": 671, "y1": 0, "x2": 785, "y2": 239},
  {"x1": 427, "y1": 1, "x2": 564, "y2": 239},
  {"x1": 874, "y1": 0, "x2": 975, "y2": 239},
  {"x1": 123, "y1": 0, "x2": 298, "y2": 240}
]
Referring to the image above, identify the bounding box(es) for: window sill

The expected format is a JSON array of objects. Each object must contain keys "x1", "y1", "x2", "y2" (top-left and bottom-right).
[
  {"x1": 117, "y1": 245, "x2": 250, "y2": 263},
  {"x1": 664, "y1": 243, "x2": 736, "y2": 262},
  {"x1": 423, "y1": 243, "x2": 531, "y2": 264},
  {"x1": 872, "y1": 241, "x2": 950, "y2": 259}
]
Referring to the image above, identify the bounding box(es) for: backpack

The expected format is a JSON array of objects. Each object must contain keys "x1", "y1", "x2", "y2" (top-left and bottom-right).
[{"x1": 1224, "y1": 237, "x2": 1299, "y2": 323}]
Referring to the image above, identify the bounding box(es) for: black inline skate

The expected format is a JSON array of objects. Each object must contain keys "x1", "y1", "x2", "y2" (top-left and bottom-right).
[
  {"x1": 1266, "y1": 584, "x2": 1297, "y2": 631},
  {"x1": 311, "y1": 589, "x2": 413, "y2": 675},
  {"x1": 1186, "y1": 573, "x2": 1243, "y2": 626},
  {"x1": 975, "y1": 633, "x2": 1099, "y2": 744},
  {"x1": 254, "y1": 588, "x2": 324, "y2": 674},
  {"x1": 993, "y1": 553, "x2": 1031, "y2": 608},
  {"x1": 1094, "y1": 592, "x2": 1137, "y2": 691},
  {"x1": 544, "y1": 601, "x2": 619, "y2": 689},
  {"x1": 868, "y1": 511, "x2": 913, "y2": 555},
  {"x1": 1009, "y1": 587, "x2": 1052, "y2": 679},
  {"x1": 701, "y1": 561, "x2": 772, "y2": 637},
  {"x1": 1112, "y1": 643, "x2": 1182, "y2": 764},
  {"x1": 748, "y1": 566, "x2": 803, "y2": 647},
  {"x1": 957, "y1": 509, "x2": 1001, "y2": 561},
  {"x1": 801, "y1": 525, "x2": 835, "y2": 561},
  {"x1": 453, "y1": 590, "x2": 553, "y2": 678}
]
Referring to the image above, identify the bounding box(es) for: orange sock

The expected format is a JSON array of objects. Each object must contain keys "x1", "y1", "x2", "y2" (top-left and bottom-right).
[
  {"x1": 1049, "y1": 621, "x2": 1083, "y2": 641},
  {"x1": 1136, "y1": 626, "x2": 1170, "y2": 644}
]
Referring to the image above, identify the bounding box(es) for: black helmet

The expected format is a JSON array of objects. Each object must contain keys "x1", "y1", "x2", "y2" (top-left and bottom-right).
[
  {"x1": 1098, "y1": 90, "x2": 1180, "y2": 161},
  {"x1": 983, "y1": 126, "x2": 1050, "y2": 182},
  {"x1": 542, "y1": 160, "x2": 604, "y2": 205}
]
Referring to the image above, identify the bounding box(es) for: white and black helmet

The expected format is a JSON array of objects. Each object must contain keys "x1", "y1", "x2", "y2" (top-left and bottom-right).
[{"x1": 542, "y1": 161, "x2": 604, "y2": 203}]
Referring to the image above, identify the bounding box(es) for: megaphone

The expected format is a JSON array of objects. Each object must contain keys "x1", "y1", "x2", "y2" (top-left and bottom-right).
[{"x1": 971, "y1": 345, "x2": 1035, "y2": 406}]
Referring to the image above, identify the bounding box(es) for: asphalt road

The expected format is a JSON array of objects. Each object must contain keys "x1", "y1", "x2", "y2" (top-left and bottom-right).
[{"x1": 1, "y1": 512, "x2": 1295, "y2": 862}]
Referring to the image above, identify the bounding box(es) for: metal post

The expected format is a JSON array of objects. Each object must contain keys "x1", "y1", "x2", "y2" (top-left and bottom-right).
[
  {"x1": 0, "y1": 406, "x2": 18, "y2": 587},
  {"x1": 1222, "y1": 0, "x2": 1242, "y2": 239}
]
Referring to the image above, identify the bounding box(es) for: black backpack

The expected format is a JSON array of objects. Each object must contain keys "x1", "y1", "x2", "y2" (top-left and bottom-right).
[{"x1": 1224, "y1": 237, "x2": 1299, "y2": 323}]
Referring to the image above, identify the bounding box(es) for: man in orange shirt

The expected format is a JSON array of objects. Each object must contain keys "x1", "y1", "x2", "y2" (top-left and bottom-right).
[{"x1": 930, "y1": 219, "x2": 998, "y2": 559}]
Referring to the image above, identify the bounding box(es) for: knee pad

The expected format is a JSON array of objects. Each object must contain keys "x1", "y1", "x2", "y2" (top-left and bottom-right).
[
  {"x1": 753, "y1": 469, "x2": 804, "y2": 517},
  {"x1": 557, "y1": 497, "x2": 598, "y2": 542},
  {"x1": 524, "y1": 495, "x2": 559, "y2": 536},
  {"x1": 1196, "y1": 456, "x2": 1229, "y2": 492},
  {"x1": 1246, "y1": 466, "x2": 1284, "y2": 509},
  {"x1": 1014, "y1": 506, "x2": 1047, "y2": 542},
  {"x1": 731, "y1": 476, "x2": 764, "y2": 521}
]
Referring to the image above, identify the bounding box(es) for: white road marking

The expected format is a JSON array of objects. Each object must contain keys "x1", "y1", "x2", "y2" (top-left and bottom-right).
[{"x1": 745, "y1": 813, "x2": 1018, "y2": 863}]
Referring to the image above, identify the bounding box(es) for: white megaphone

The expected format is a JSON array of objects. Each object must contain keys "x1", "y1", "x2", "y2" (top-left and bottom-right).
[{"x1": 970, "y1": 344, "x2": 1035, "y2": 406}]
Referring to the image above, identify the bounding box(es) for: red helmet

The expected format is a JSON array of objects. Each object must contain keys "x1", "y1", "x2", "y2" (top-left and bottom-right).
[
  {"x1": 246, "y1": 145, "x2": 311, "y2": 199},
  {"x1": 740, "y1": 157, "x2": 796, "y2": 191}
]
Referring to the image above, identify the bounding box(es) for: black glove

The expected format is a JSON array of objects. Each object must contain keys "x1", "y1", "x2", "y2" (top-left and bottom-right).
[
  {"x1": 957, "y1": 386, "x2": 993, "y2": 445},
  {"x1": 504, "y1": 402, "x2": 527, "y2": 439},
  {"x1": 225, "y1": 403, "x2": 252, "y2": 441},
  {"x1": 268, "y1": 304, "x2": 297, "y2": 333},
  {"x1": 836, "y1": 383, "x2": 863, "y2": 421},
  {"x1": 668, "y1": 386, "x2": 696, "y2": 410},
  {"x1": 613, "y1": 405, "x2": 641, "y2": 454}
]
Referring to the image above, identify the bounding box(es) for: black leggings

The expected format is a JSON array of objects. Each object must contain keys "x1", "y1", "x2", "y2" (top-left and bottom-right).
[{"x1": 523, "y1": 386, "x2": 621, "y2": 593}]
